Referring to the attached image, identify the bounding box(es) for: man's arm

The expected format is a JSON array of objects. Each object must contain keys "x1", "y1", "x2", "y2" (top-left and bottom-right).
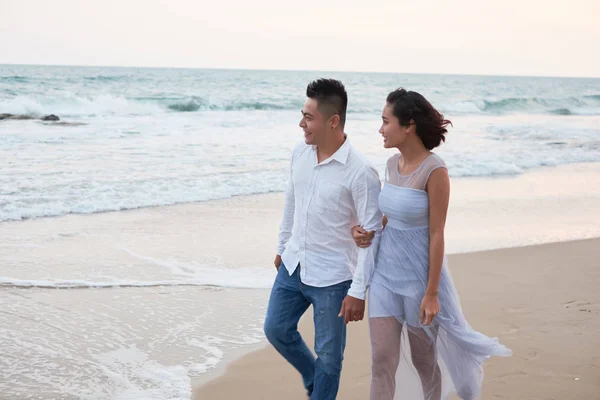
[
  {"x1": 347, "y1": 166, "x2": 383, "y2": 299},
  {"x1": 339, "y1": 165, "x2": 383, "y2": 323},
  {"x1": 275, "y1": 148, "x2": 296, "y2": 269}
]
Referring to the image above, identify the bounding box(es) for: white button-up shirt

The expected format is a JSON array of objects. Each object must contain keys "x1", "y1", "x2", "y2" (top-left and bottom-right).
[{"x1": 277, "y1": 138, "x2": 383, "y2": 300}]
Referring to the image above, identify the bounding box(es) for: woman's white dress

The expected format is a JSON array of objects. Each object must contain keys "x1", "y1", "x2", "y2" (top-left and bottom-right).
[{"x1": 368, "y1": 153, "x2": 511, "y2": 399}]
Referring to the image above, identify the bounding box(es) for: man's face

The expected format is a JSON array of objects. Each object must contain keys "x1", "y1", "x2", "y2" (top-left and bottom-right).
[{"x1": 299, "y1": 98, "x2": 328, "y2": 146}]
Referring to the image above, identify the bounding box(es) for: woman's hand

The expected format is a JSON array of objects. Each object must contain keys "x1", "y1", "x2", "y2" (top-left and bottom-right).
[
  {"x1": 420, "y1": 293, "x2": 440, "y2": 325},
  {"x1": 351, "y1": 225, "x2": 374, "y2": 248}
]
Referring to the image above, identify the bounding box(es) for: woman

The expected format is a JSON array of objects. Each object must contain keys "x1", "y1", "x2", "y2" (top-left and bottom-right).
[{"x1": 352, "y1": 88, "x2": 511, "y2": 400}]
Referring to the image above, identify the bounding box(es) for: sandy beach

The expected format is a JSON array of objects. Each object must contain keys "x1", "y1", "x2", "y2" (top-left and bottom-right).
[
  {"x1": 2, "y1": 163, "x2": 600, "y2": 399},
  {"x1": 194, "y1": 238, "x2": 600, "y2": 399}
]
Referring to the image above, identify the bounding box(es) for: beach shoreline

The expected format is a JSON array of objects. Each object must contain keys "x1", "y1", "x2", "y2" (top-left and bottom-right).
[
  {"x1": 2, "y1": 162, "x2": 600, "y2": 399},
  {"x1": 193, "y1": 238, "x2": 600, "y2": 399}
]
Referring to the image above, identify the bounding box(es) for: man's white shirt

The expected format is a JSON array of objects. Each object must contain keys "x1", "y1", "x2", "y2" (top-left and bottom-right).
[{"x1": 277, "y1": 139, "x2": 383, "y2": 300}]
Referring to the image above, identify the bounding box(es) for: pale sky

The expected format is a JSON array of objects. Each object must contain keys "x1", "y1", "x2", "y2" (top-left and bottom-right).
[{"x1": 1, "y1": 0, "x2": 599, "y2": 77}]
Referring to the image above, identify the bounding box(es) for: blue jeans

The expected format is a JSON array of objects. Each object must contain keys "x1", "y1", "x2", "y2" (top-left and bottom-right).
[{"x1": 264, "y1": 264, "x2": 351, "y2": 400}]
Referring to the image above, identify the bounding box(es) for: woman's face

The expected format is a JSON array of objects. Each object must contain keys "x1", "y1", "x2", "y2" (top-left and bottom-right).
[{"x1": 379, "y1": 104, "x2": 411, "y2": 149}]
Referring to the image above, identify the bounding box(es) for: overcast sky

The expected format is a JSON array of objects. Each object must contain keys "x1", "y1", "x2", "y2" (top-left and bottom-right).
[{"x1": 1, "y1": 0, "x2": 599, "y2": 77}]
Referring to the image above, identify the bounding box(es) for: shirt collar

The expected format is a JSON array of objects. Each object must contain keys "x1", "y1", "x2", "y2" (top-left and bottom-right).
[{"x1": 312, "y1": 135, "x2": 351, "y2": 165}]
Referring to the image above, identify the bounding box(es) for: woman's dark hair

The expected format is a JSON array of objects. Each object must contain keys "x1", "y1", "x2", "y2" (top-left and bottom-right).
[{"x1": 386, "y1": 88, "x2": 451, "y2": 150}]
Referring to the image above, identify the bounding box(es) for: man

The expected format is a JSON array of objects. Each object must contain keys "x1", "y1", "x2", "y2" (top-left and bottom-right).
[{"x1": 263, "y1": 78, "x2": 383, "y2": 399}]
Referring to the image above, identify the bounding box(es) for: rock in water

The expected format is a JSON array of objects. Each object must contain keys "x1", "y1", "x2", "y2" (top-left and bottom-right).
[
  {"x1": 0, "y1": 113, "x2": 35, "y2": 120},
  {"x1": 0, "y1": 113, "x2": 61, "y2": 121}
]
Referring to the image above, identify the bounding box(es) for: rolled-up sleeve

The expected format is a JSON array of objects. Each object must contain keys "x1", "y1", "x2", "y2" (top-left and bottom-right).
[
  {"x1": 277, "y1": 148, "x2": 296, "y2": 255},
  {"x1": 347, "y1": 165, "x2": 383, "y2": 300}
]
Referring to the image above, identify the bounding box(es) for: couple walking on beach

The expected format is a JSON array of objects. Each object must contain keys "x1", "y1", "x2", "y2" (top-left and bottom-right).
[{"x1": 263, "y1": 79, "x2": 511, "y2": 400}]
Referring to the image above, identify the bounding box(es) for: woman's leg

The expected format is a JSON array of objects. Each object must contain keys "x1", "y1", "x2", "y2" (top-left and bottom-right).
[
  {"x1": 408, "y1": 326, "x2": 442, "y2": 400},
  {"x1": 370, "y1": 317, "x2": 402, "y2": 400}
]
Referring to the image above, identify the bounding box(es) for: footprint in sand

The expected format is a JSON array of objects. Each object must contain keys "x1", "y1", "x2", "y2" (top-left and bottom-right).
[
  {"x1": 505, "y1": 306, "x2": 528, "y2": 314},
  {"x1": 497, "y1": 370, "x2": 528, "y2": 379},
  {"x1": 503, "y1": 326, "x2": 520, "y2": 334},
  {"x1": 524, "y1": 349, "x2": 540, "y2": 361},
  {"x1": 564, "y1": 300, "x2": 598, "y2": 313}
]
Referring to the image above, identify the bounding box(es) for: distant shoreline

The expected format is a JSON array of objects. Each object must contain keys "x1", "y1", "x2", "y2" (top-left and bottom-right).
[{"x1": 2, "y1": 63, "x2": 600, "y2": 79}]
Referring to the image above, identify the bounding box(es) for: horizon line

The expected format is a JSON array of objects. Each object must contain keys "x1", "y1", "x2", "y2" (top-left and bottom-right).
[{"x1": 1, "y1": 62, "x2": 599, "y2": 80}]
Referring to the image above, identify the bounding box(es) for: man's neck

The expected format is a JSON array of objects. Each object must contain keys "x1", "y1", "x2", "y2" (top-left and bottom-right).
[{"x1": 317, "y1": 132, "x2": 346, "y2": 163}]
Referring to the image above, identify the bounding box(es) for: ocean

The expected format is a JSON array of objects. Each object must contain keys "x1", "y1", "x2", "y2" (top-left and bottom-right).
[
  {"x1": 1, "y1": 65, "x2": 600, "y2": 399},
  {"x1": 1, "y1": 65, "x2": 599, "y2": 222}
]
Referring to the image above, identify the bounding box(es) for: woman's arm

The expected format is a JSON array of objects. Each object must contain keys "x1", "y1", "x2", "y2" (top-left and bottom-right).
[{"x1": 421, "y1": 167, "x2": 450, "y2": 325}]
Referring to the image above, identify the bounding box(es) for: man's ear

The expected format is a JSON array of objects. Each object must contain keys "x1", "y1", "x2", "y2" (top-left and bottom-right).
[{"x1": 329, "y1": 114, "x2": 340, "y2": 130}]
